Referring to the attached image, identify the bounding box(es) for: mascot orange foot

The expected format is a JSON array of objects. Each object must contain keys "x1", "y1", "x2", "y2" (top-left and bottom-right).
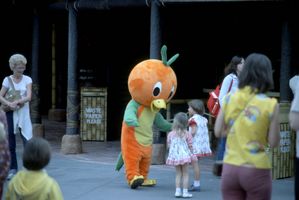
[{"x1": 116, "y1": 45, "x2": 179, "y2": 189}]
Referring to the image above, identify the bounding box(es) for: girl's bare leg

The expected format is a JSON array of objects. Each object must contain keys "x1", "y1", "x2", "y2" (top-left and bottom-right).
[
  {"x1": 192, "y1": 160, "x2": 200, "y2": 181},
  {"x1": 189, "y1": 160, "x2": 201, "y2": 191},
  {"x1": 175, "y1": 166, "x2": 183, "y2": 197},
  {"x1": 182, "y1": 164, "x2": 192, "y2": 197},
  {"x1": 175, "y1": 165, "x2": 182, "y2": 188},
  {"x1": 182, "y1": 164, "x2": 189, "y2": 189}
]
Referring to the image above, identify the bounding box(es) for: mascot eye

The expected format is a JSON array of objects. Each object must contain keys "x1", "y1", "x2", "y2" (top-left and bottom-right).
[
  {"x1": 167, "y1": 86, "x2": 175, "y2": 100},
  {"x1": 152, "y1": 82, "x2": 162, "y2": 97}
]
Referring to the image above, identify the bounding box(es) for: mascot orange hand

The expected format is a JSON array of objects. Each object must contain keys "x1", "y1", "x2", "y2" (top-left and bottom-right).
[{"x1": 118, "y1": 45, "x2": 179, "y2": 189}]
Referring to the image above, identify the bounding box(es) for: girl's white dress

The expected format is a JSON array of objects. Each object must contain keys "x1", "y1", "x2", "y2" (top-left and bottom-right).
[
  {"x1": 166, "y1": 131, "x2": 197, "y2": 166},
  {"x1": 188, "y1": 114, "x2": 212, "y2": 157}
]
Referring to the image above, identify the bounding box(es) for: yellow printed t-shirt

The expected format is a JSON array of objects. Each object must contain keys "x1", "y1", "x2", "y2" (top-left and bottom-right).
[{"x1": 222, "y1": 86, "x2": 277, "y2": 169}]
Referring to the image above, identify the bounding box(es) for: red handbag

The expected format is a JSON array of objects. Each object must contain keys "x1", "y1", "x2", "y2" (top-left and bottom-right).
[
  {"x1": 207, "y1": 84, "x2": 221, "y2": 117},
  {"x1": 207, "y1": 79, "x2": 233, "y2": 117}
]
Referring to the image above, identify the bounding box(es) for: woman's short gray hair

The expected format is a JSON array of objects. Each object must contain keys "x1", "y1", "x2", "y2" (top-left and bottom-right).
[{"x1": 9, "y1": 54, "x2": 27, "y2": 70}]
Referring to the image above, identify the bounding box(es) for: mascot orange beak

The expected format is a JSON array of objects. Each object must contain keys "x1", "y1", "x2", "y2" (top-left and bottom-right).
[{"x1": 151, "y1": 99, "x2": 166, "y2": 112}]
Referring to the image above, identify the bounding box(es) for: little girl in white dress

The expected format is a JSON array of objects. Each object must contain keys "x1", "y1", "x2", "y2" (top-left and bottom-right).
[
  {"x1": 166, "y1": 112, "x2": 197, "y2": 198},
  {"x1": 187, "y1": 99, "x2": 212, "y2": 192}
]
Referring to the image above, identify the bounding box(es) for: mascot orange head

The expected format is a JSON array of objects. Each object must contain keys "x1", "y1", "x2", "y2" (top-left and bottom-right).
[{"x1": 128, "y1": 45, "x2": 178, "y2": 111}]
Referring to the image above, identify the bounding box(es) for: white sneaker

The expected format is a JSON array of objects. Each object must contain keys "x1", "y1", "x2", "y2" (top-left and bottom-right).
[
  {"x1": 175, "y1": 191, "x2": 182, "y2": 198},
  {"x1": 182, "y1": 192, "x2": 192, "y2": 198}
]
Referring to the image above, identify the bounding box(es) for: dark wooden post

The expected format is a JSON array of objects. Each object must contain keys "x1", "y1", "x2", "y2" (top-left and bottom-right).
[
  {"x1": 48, "y1": 23, "x2": 66, "y2": 122},
  {"x1": 149, "y1": 0, "x2": 166, "y2": 164},
  {"x1": 31, "y1": 10, "x2": 44, "y2": 137},
  {"x1": 150, "y1": 0, "x2": 161, "y2": 60},
  {"x1": 61, "y1": 1, "x2": 82, "y2": 154},
  {"x1": 280, "y1": 21, "x2": 291, "y2": 102}
]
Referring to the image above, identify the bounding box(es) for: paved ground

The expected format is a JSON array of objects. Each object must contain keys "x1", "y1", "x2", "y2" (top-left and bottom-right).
[{"x1": 2, "y1": 117, "x2": 295, "y2": 200}]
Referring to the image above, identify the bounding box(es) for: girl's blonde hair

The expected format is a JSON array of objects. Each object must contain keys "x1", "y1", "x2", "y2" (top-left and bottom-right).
[
  {"x1": 9, "y1": 54, "x2": 27, "y2": 70},
  {"x1": 172, "y1": 112, "x2": 188, "y2": 137}
]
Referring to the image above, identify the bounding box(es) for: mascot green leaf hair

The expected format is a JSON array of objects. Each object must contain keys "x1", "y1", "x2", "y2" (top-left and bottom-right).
[{"x1": 115, "y1": 45, "x2": 179, "y2": 189}]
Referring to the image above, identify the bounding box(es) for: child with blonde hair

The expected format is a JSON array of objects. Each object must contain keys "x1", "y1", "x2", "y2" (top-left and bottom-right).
[{"x1": 166, "y1": 112, "x2": 197, "y2": 198}]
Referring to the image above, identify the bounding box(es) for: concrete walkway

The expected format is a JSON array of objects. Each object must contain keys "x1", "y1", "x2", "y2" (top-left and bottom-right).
[{"x1": 2, "y1": 117, "x2": 295, "y2": 200}]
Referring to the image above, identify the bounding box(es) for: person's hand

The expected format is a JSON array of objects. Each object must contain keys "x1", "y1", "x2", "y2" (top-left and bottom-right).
[
  {"x1": 18, "y1": 103, "x2": 24, "y2": 108},
  {"x1": 15, "y1": 99, "x2": 25, "y2": 108},
  {"x1": 9, "y1": 101, "x2": 20, "y2": 111}
]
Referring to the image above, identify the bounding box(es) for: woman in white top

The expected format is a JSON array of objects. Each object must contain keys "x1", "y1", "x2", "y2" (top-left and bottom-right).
[
  {"x1": 0, "y1": 54, "x2": 33, "y2": 180},
  {"x1": 219, "y1": 56, "x2": 244, "y2": 107},
  {"x1": 289, "y1": 75, "x2": 299, "y2": 200},
  {"x1": 215, "y1": 56, "x2": 244, "y2": 174}
]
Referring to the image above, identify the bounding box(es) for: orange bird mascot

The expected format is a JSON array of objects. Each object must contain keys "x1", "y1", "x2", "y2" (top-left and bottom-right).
[{"x1": 116, "y1": 45, "x2": 179, "y2": 189}]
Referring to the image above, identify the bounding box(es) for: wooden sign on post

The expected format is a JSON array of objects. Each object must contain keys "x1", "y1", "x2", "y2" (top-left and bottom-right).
[{"x1": 80, "y1": 87, "x2": 107, "y2": 141}]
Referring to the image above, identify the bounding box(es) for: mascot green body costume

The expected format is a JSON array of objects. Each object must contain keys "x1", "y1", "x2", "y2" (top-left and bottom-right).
[{"x1": 116, "y1": 45, "x2": 179, "y2": 189}]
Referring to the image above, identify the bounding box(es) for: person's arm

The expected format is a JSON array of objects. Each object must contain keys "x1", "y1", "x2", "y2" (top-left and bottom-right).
[
  {"x1": 219, "y1": 75, "x2": 233, "y2": 107},
  {"x1": 0, "y1": 78, "x2": 10, "y2": 106},
  {"x1": 214, "y1": 109, "x2": 226, "y2": 138},
  {"x1": 186, "y1": 132, "x2": 194, "y2": 153},
  {"x1": 268, "y1": 104, "x2": 280, "y2": 148},
  {"x1": 289, "y1": 112, "x2": 299, "y2": 131},
  {"x1": 0, "y1": 86, "x2": 9, "y2": 105},
  {"x1": 289, "y1": 82, "x2": 299, "y2": 131},
  {"x1": 188, "y1": 118, "x2": 197, "y2": 136},
  {"x1": 189, "y1": 125, "x2": 197, "y2": 136}
]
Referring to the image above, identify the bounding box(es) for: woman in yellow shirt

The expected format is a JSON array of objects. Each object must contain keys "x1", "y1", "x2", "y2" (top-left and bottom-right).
[{"x1": 214, "y1": 53, "x2": 280, "y2": 200}]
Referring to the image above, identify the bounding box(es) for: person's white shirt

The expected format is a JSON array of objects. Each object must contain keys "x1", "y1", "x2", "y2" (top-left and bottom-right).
[
  {"x1": 289, "y1": 75, "x2": 299, "y2": 158},
  {"x1": 3, "y1": 75, "x2": 32, "y2": 140},
  {"x1": 219, "y1": 73, "x2": 239, "y2": 107}
]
